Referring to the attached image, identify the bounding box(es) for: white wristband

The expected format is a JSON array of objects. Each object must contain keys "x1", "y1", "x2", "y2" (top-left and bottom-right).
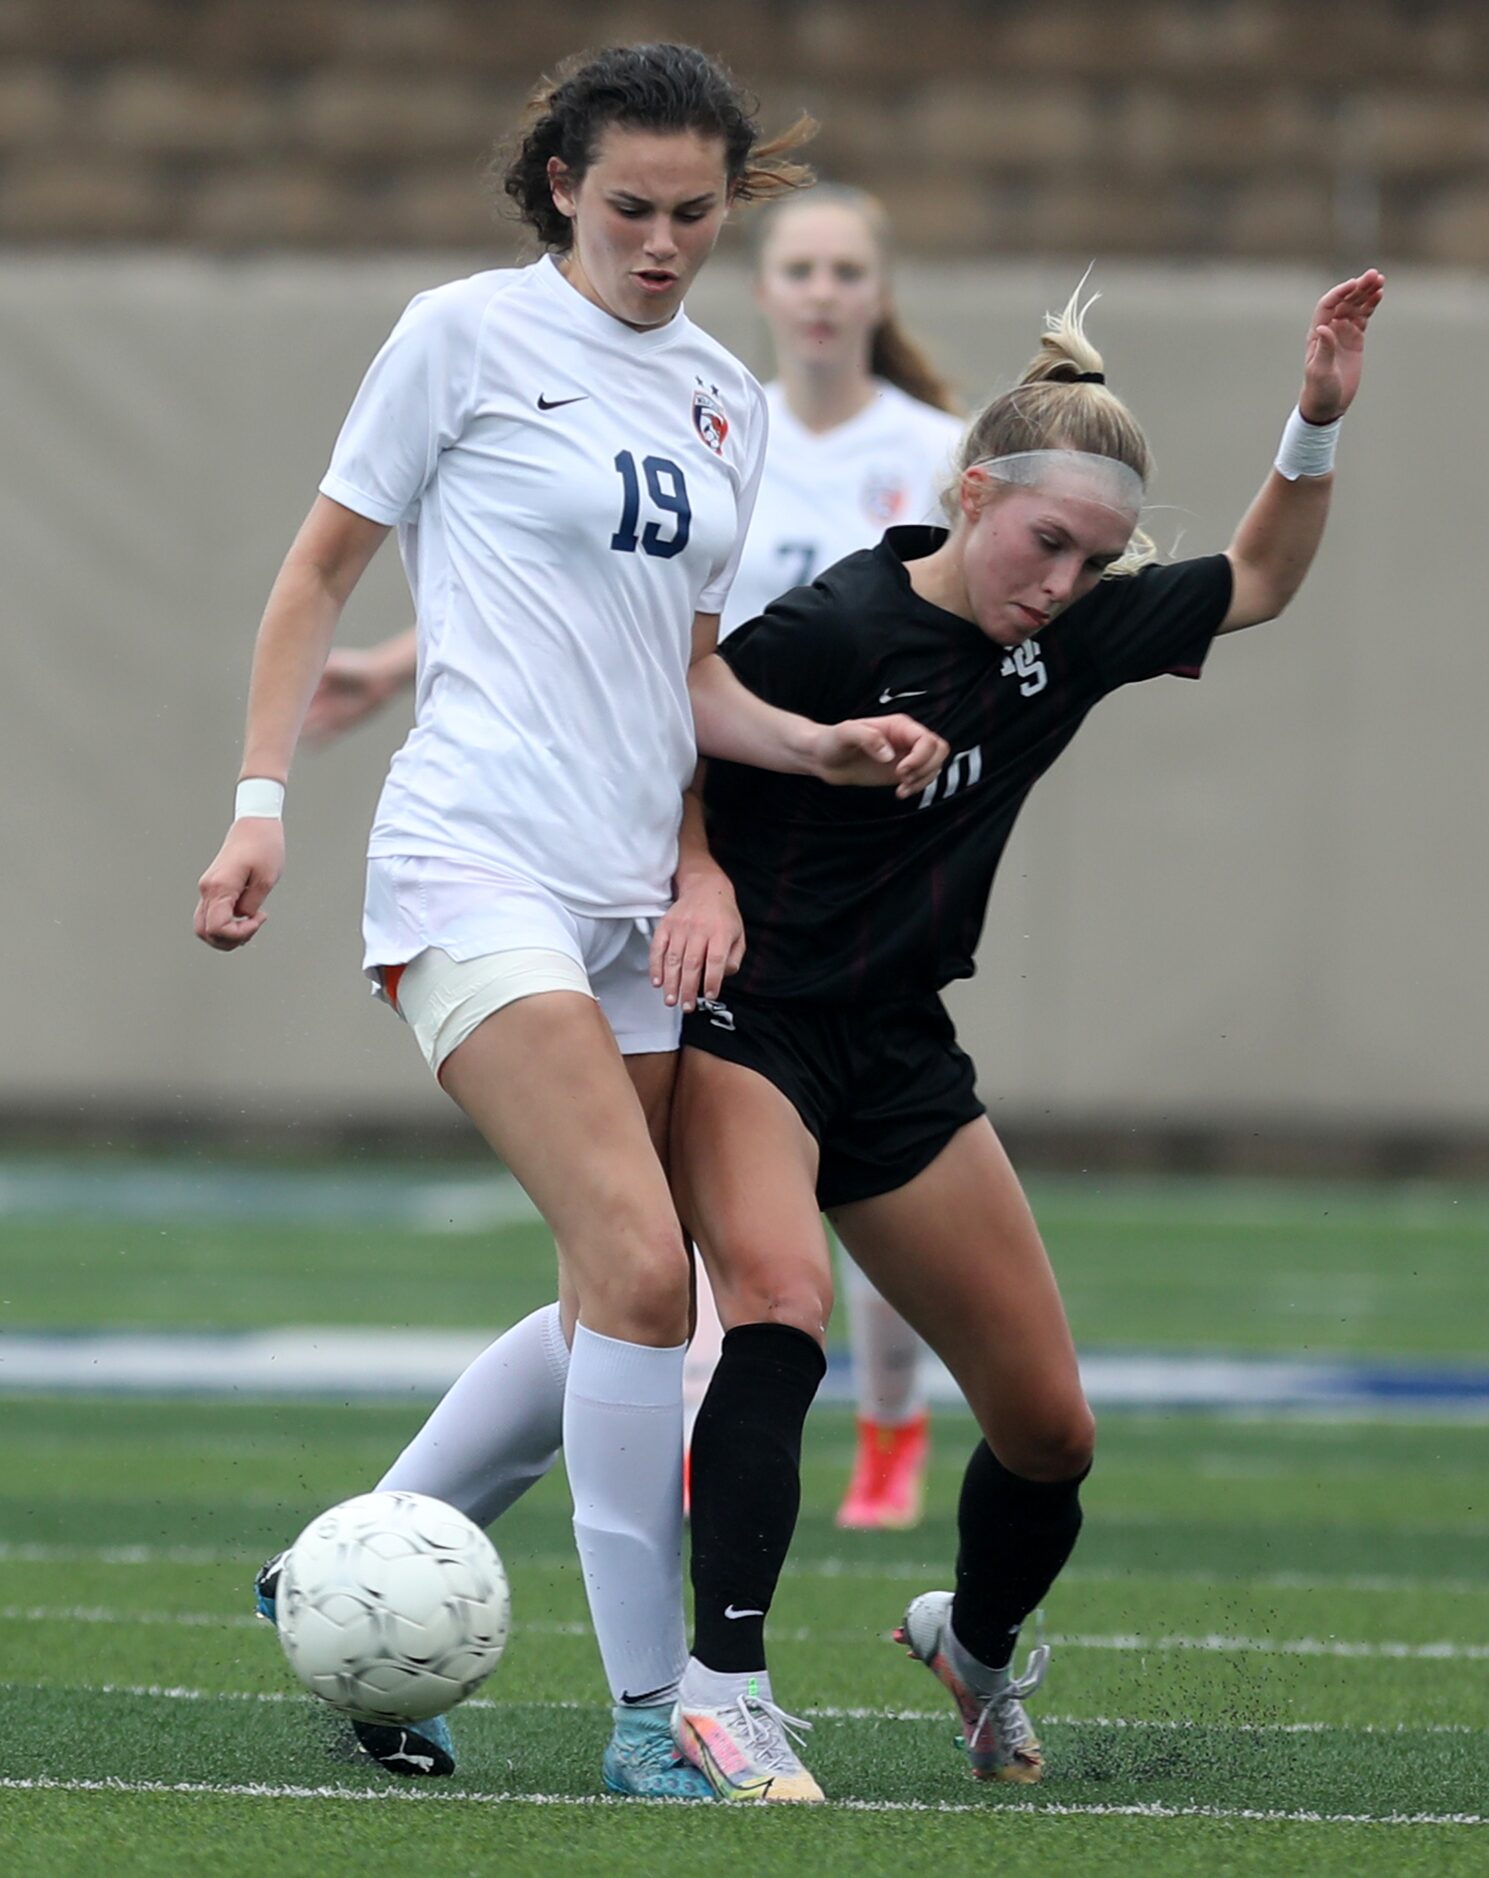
[
  {"x1": 234, "y1": 777, "x2": 285, "y2": 820},
  {"x1": 1275, "y1": 405, "x2": 1341, "y2": 480}
]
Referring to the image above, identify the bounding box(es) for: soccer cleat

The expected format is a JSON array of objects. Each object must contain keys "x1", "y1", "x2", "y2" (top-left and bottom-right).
[
  {"x1": 836, "y1": 1411, "x2": 930, "y2": 1530},
  {"x1": 347, "y1": 1714, "x2": 457, "y2": 1777},
  {"x1": 894, "y1": 1590, "x2": 1048, "y2": 1783},
  {"x1": 602, "y1": 1705, "x2": 715, "y2": 1800},
  {"x1": 252, "y1": 1549, "x2": 457, "y2": 1777},
  {"x1": 253, "y1": 1550, "x2": 287, "y2": 1624},
  {"x1": 673, "y1": 1689, "x2": 825, "y2": 1802}
]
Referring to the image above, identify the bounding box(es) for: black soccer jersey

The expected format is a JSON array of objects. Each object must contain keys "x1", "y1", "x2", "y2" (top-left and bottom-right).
[{"x1": 707, "y1": 525, "x2": 1234, "y2": 1005}]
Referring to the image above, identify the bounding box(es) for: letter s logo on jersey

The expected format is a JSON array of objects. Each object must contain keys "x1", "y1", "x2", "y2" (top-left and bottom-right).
[{"x1": 692, "y1": 384, "x2": 729, "y2": 456}]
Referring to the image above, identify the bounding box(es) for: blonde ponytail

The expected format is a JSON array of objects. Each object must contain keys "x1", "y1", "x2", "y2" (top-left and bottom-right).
[{"x1": 953, "y1": 274, "x2": 1156, "y2": 573}]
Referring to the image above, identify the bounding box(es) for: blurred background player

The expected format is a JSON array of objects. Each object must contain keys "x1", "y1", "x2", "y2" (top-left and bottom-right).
[
  {"x1": 668, "y1": 271, "x2": 1383, "y2": 1800},
  {"x1": 193, "y1": 42, "x2": 942, "y2": 1798},
  {"x1": 303, "y1": 182, "x2": 964, "y2": 1531}
]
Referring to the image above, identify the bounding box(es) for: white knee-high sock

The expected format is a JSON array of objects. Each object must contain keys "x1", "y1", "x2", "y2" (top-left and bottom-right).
[
  {"x1": 844, "y1": 1257, "x2": 927, "y2": 1425},
  {"x1": 378, "y1": 1303, "x2": 568, "y2": 1527},
  {"x1": 682, "y1": 1255, "x2": 725, "y2": 1452},
  {"x1": 564, "y1": 1325, "x2": 688, "y2": 1707}
]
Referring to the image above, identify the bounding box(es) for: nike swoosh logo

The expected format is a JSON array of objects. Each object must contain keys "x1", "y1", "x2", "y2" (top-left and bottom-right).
[
  {"x1": 724, "y1": 1604, "x2": 765, "y2": 1620},
  {"x1": 619, "y1": 1683, "x2": 674, "y2": 1705},
  {"x1": 879, "y1": 687, "x2": 927, "y2": 703},
  {"x1": 536, "y1": 393, "x2": 590, "y2": 411}
]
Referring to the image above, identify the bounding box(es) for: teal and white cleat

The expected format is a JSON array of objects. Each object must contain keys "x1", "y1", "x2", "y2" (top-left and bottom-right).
[
  {"x1": 253, "y1": 1551, "x2": 287, "y2": 1625},
  {"x1": 894, "y1": 1589, "x2": 1048, "y2": 1784},
  {"x1": 253, "y1": 1549, "x2": 457, "y2": 1778},
  {"x1": 602, "y1": 1705, "x2": 715, "y2": 1800}
]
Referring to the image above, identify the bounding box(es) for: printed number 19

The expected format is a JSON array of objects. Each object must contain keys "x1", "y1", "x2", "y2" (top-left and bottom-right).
[{"x1": 611, "y1": 451, "x2": 692, "y2": 560}]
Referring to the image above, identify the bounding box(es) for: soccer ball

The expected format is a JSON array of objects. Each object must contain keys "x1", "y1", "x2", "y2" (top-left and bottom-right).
[{"x1": 275, "y1": 1490, "x2": 510, "y2": 1723}]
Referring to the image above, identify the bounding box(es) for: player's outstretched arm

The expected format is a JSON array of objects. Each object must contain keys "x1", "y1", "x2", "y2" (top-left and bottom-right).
[
  {"x1": 302, "y1": 627, "x2": 418, "y2": 745},
  {"x1": 1220, "y1": 269, "x2": 1384, "y2": 635},
  {"x1": 194, "y1": 496, "x2": 388, "y2": 952},
  {"x1": 688, "y1": 615, "x2": 949, "y2": 798}
]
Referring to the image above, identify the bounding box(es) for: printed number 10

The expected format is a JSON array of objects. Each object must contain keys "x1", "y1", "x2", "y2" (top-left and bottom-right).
[{"x1": 611, "y1": 451, "x2": 692, "y2": 560}]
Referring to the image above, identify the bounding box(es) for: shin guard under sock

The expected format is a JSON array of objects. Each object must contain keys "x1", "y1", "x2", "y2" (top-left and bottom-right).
[
  {"x1": 951, "y1": 1440, "x2": 1088, "y2": 1670},
  {"x1": 689, "y1": 1322, "x2": 826, "y2": 1674}
]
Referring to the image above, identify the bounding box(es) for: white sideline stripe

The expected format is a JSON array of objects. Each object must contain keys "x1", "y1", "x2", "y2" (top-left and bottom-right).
[
  {"x1": 6, "y1": 1603, "x2": 1489, "y2": 1662},
  {"x1": 1, "y1": 1775, "x2": 1484, "y2": 1827},
  {"x1": 3, "y1": 1542, "x2": 1488, "y2": 1600},
  {"x1": 8, "y1": 1680, "x2": 1484, "y2": 1737},
  {"x1": 1057, "y1": 1631, "x2": 1489, "y2": 1662}
]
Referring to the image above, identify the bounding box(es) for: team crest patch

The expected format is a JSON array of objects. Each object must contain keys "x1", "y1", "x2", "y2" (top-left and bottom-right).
[
  {"x1": 692, "y1": 383, "x2": 729, "y2": 455},
  {"x1": 861, "y1": 474, "x2": 908, "y2": 525}
]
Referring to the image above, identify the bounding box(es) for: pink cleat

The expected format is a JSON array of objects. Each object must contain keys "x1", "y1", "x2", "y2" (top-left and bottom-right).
[{"x1": 836, "y1": 1411, "x2": 930, "y2": 1530}]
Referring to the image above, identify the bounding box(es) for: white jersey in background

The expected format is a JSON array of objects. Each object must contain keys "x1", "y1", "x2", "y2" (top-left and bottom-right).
[
  {"x1": 720, "y1": 378, "x2": 962, "y2": 636},
  {"x1": 321, "y1": 254, "x2": 768, "y2": 919}
]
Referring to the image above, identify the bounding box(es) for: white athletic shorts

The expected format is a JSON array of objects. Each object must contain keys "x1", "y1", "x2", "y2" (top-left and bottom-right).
[{"x1": 362, "y1": 855, "x2": 681, "y2": 1074}]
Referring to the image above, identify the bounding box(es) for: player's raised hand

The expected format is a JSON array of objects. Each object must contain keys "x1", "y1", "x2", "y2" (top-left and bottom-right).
[
  {"x1": 194, "y1": 818, "x2": 284, "y2": 951},
  {"x1": 812, "y1": 715, "x2": 950, "y2": 799},
  {"x1": 1300, "y1": 270, "x2": 1384, "y2": 424}
]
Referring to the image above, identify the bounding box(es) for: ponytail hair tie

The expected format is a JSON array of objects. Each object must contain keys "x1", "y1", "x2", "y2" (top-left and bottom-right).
[{"x1": 1071, "y1": 370, "x2": 1105, "y2": 384}]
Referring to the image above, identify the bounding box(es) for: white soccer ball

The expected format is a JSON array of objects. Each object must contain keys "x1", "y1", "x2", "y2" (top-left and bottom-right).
[{"x1": 275, "y1": 1490, "x2": 510, "y2": 1724}]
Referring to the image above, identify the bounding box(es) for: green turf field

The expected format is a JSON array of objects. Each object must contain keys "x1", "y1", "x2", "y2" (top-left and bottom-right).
[{"x1": 2, "y1": 1167, "x2": 1487, "y2": 1873}]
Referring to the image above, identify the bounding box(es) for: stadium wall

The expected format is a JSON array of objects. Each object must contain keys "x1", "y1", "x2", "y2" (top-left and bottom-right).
[
  {"x1": 2, "y1": 1, "x2": 1488, "y2": 268},
  {"x1": 3, "y1": 253, "x2": 1485, "y2": 1149}
]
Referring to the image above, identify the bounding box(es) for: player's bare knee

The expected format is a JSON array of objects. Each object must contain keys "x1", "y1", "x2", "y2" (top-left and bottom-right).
[
  {"x1": 997, "y1": 1404, "x2": 1096, "y2": 1483},
  {"x1": 574, "y1": 1228, "x2": 691, "y2": 1345},
  {"x1": 721, "y1": 1264, "x2": 832, "y2": 1344}
]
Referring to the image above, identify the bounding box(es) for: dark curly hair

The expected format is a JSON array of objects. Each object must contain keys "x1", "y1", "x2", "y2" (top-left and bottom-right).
[{"x1": 499, "y1": 43, "x2": 814, "y2": 251}]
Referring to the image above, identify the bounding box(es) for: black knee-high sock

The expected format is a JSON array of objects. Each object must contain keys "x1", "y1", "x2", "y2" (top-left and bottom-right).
[
  {"x1": 690, "y1": 1322, "x2": 826, "y2": 1675},
  {"x1": 951, "y1": 1441, "x2": 1089, "y2": 1670}
]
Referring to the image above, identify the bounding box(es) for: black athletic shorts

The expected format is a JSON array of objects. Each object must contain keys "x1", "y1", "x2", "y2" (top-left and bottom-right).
[{"x1": 681, "y1": 988, "x2": 985, "y2": 1210}]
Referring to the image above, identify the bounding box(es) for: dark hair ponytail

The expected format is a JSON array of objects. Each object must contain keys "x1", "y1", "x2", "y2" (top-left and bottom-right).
[{"x1": 499, "y1": 44, "x2": 814, "y2": 251}]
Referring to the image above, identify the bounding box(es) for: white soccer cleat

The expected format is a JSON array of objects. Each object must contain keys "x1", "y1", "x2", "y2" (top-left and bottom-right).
[
  {"x1": 895, "y1": 1590, "x2": 1048, "y2": 1783},
  {"x1": 673, "y1": 1688, "x2": 825, "y2": 1802}
]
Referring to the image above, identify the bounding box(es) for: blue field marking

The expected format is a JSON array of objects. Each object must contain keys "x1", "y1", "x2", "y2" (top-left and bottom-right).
[
  {"x1": 0, "y1": 1161, "x2": 535, "y2": 1232},
  {"x1": 6, "y1": 1158, "x2": 1489, "y2": 1233},
  {"x1": 3, "y1": 1328, "x2": 1489, "y2": 1413}
]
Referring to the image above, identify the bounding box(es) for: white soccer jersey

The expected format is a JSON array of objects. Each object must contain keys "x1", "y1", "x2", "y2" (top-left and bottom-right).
[
  {"x1": 720, "y1": 379, "x2": 963, "y2": 636},
  {"x1": 321, "y1": 255, "x2": 767, "y2": 920}
]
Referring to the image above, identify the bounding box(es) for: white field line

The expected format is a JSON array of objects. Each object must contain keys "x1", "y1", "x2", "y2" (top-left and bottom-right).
[
  {"x1": 5, "y1": 1603, "x2": 1489, "y2": 1662},
  {"x1": 4, "y1": 1543, "x2": 1488, "y2": 1602},
  {"x1": 1, "y1": 1774, "x2": 1485, "y2": 1828},
  {"x1": 5, "y1": 1679, "x2": 1485, "y2": 1737}
]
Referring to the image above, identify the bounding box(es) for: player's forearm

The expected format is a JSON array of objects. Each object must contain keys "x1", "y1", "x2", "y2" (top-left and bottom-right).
[
  {"x1": 369, "y1": 626, "x2": 419, "y2": 700},
  {"x1": 688, "y1": 653, "x2": 821, "y2": 776},
  {"x1": 239, "y1": 555, "x2": 350, "y2": 782},
  {"x1": 675, "y1": 775, "x2": 723, "y2": 891},
  {"x1": 1223, "y1": 468, "x2": 1332, "y2": 630}
]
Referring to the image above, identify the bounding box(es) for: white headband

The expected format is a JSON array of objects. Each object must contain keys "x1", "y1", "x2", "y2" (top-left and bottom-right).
[{"x1": 967, "y1": 449, "x2": 1144, "y2": 519}]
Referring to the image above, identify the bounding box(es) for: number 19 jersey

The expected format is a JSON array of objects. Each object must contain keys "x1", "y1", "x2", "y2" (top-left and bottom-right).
[{"x1": 321, "y1": 255, "x2": 768, "y2": 918}]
